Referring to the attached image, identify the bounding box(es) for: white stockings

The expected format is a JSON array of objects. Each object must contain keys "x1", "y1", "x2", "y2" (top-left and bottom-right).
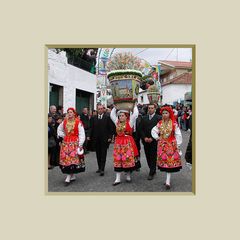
[
  {"x1": 115, "y1": 172, "x2": 121, "y2": 183},
  {"x1": 166, "y1": 173, "x2": 171, "y2": 185},
  {"x1": 126, "y1": 172, "x2": 131, "y2": 181},
  {"x1": 65, "y1": 174, "x2": 71, "y2": 183}
]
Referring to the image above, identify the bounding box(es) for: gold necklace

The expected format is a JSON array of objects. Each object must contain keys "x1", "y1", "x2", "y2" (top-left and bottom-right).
[
  {"x1": 116, "y1": 121, "x2": 126, "y2": 135},
  {"x1": 159, "y1": 119, "x2": 172, "y2": 139},
  {"x1": 66, "y1": 118, "x2": 75, "y2": 134}
]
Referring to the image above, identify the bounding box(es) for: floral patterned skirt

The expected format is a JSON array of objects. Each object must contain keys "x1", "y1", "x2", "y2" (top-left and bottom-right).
[
  {"x1": 157, "y1": 138, "x2": 182, "y2": 172},
  {"x1": 113, "y1": 135, "x2": 140, "y2": 172},
  {"x1": 59, "y1": 139, "x2": 85, "y2": 174}
]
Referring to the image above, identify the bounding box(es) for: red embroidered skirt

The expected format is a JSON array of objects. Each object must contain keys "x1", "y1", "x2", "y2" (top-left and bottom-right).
[
  {"x1": 113, "y1": 135, "x2": 140, "y2": 172},
  {"x1": 59, "y1": 136, "x2": 85, "y2": 174},
  {"x1": 157, "y1": 138, "x2": 182, "y2": 172}
]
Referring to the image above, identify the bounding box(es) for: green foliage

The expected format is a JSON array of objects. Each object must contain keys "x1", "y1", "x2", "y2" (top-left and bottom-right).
[
  {"x1": 107, "y1": 70, "x2": 143, "y2": 79},
  {"x1": 55, "y1": 48, "x2": 98, "y2": 73},
  {"x1": 55, "y1": 48, "x2": 84, "y2": 64}
]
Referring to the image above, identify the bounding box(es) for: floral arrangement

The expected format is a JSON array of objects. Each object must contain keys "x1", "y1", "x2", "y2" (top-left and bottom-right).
[
  {"x1": 107, "y1": 69, "x2": 142, "y2": 78},
  {"x1": 147, "y1": 84, "x2": 161, "y2": 104},
  {"x1": 106, "y1": 52, "x2": 144, "y2": 72},
  {"x1": 147, "y1": 84, "x2": 160, "y2": 93}
]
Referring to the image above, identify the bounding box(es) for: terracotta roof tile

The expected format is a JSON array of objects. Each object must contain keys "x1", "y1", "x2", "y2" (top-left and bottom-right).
[
  {"x1": 159, "y1": 60, "x2": 192, "y2": 68},
  {"x1": 161, "y1": 72, "x2": 192, "y2": 86}
]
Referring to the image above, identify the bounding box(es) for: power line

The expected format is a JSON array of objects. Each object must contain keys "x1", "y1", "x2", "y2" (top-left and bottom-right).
[
  {"x1": 135, "y1": 48, "x2": 148, "y2": 55},
  {"x1": 164, "y1": 48, "x2": 175, "y2": 60}
]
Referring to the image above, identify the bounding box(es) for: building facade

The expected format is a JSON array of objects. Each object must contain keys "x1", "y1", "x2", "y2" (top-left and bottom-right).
[
  {"x1": 138, "y1": 90, "x2": 150, "y2": 105},
  {"x1": 137, "y1": 61, "x2": 192, "y2": 106},
  {"x1": 159, "y1": 61, "x2": 192, "y2": 105},
  {"x1": 48, "y1": 49, "x2": 97, "y2": 114}
]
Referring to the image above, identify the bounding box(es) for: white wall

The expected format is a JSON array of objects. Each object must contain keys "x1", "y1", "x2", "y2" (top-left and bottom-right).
[
  {"x1": 138, "y1": 90, "x2": 150, "y2": 105},
  {"x1": 162, "y1": 84, "x2": 191, "y2": 105},
  {"x1": 137, "y1": 84, "x2": 191, "y2": 106},
  {"x1": 48, "y1": 49, "x2": 97, "y2": 111}
]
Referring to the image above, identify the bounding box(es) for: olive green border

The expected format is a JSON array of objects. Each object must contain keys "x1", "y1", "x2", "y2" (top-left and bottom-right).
[{"x1": 45, "y1": 44, "x2": 196, "y2": 196}]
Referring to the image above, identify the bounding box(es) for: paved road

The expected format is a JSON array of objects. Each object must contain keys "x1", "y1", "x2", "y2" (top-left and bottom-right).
[{"x1": 48, "y1": 130, "x2": 192, "y2": 192}]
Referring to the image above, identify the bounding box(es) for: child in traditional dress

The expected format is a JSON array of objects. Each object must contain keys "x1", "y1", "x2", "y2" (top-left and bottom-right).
[
  {"x1": 110, "y1": 104, "x2": 140, "y2": 186},
  {"x1": 151, "y1": 105, "x2": 182, "y2": 190},
  {"x1": 57, "y1": 108, "x2": 85, "y2": 186}
]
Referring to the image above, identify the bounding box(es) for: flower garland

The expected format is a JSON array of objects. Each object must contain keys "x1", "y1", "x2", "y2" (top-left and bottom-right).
[{"x1": 107, "y1": 69, "x2": 143, "y2": 78}]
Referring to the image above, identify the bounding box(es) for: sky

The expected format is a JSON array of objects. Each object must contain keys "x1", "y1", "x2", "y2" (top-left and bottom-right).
[{"x1": 112, "y1": 48, "x2": 192, "y2": 65}]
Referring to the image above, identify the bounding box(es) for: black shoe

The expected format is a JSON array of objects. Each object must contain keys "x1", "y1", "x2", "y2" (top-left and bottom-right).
[
  {"x1": 64, "y1": 181, "x2": 71, "y2": 187},
  {"x1": 165, "y1": 184, "x2": 171, "y2": 190},
  {"x1": 100, "y1": 171, "x2": 104, "y2": 176},
  {"x1": 96, "y1": 170, "x2": 100, "y2": 173},
  {"x1": 147, "y1": 175, "x2": 154, "y2": 180},
  {"x1": 112, "y1": 181, "x2": 121, "y2": 186}
]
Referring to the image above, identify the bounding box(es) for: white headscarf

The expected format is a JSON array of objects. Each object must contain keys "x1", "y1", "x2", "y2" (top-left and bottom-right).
[{"x1": 117, "y1": 109, "x2": 129, "y2": 116}]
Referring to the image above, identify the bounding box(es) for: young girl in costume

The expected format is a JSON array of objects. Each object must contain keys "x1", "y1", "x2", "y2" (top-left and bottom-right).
[
  {"x1": 57, "y1": 108, "x2": 85, "y2": 186},
  {"x1": 110, "y1": 104, "x2": 140, "y2": 185},
  {"x1": 151, "y1": 105, "x2": 182, "y2": 190}
]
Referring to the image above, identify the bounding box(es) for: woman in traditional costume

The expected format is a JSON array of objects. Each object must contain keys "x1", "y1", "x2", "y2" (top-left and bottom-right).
[
  {"x1": 57, "y1": 107, "x2": 85, "y2": 186},
  {"x1": 110, "y1": 104, "x2": 141, "y2": 186},
  {"x1": 151, "y1": 105, "x2": 182, "y2": 190}
]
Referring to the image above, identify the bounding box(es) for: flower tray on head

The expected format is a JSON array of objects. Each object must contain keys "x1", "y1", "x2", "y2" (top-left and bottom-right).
[
  {"x1": 147, "y1": 92, "x2": 161, "y2": 104},
  {"x1": 147, "y1": 84, "x2": 161, "y2": 104},
  {"x1": 107, "y1": 70, "x2": 142, "y2": 111}
]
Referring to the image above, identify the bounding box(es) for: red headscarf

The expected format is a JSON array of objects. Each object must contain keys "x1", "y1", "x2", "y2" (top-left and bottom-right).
[
  {"x1": 65, "y1": 107, "x2": 81, "y2": 128},
  {"x1": 160, "y1": 106, "x2": 177, "y2": 131},
  {"x1": 67, "y1": 107, "x2": 75, "y2": 112},
  {"x1": 67, "y1": 107, "x2": 77, "y2": 117}
]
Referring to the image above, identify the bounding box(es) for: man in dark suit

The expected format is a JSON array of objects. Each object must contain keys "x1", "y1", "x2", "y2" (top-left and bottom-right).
[
  {"x1": 140, "y1": 103, "x2": 161, "y2": 180},
  {"x1": 80, "y1": 107, "x2": 90, "y2": 153},
  {"x1": 89, "y1": 104, "x2": 113, "y2": 176},
  {"x1": 132, "y1": 108, "x2": 143, "y2": 171},
  {"x1": 185, "y1": 114, "x2": 192, "y2": 167}
]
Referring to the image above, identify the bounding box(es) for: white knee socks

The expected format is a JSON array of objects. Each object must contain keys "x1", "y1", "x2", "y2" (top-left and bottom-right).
[
  {"x1": 65, "y1": 174, "x2": 71, "y2": 183},
  {"x1": 126, "y1": 172, "x2": 131, "y2": 181},
  {"x1": 115, "y1": 172, "x2": 121, "y2": 183},
  {"x1": 166, "y1": 173, "x2": 171, "y2": 185},
  {"x1": 70, "y1": 174, "x2": 76, "y2": 181}
]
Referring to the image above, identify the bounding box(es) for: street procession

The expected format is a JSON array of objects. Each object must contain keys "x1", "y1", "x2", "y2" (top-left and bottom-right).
[{"x1": 48, "y1": 47, "x2": 193, "y2": 192}]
